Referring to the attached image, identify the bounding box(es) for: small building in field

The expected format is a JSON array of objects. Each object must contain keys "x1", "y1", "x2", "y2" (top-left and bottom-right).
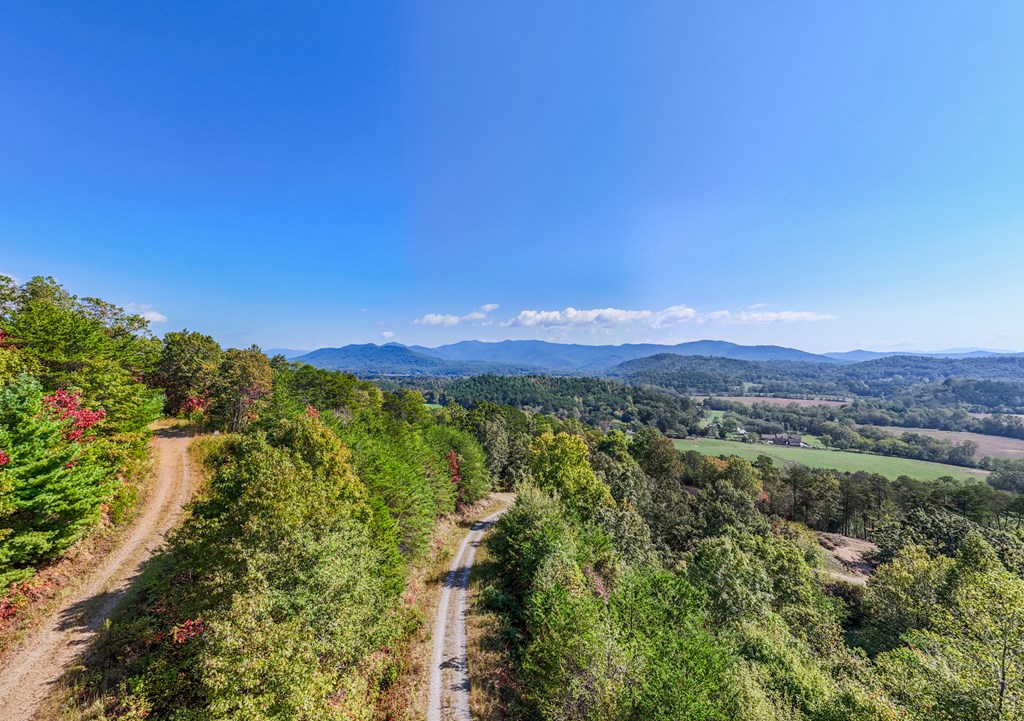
[{"x1": 760, "y1": 433, "x2": 803, "y2": 447}]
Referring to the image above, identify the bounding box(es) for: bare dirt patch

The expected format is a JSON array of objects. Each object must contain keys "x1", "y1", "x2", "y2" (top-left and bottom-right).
[
  {"x1": 0, "y1": 429, "x2": 199, "y2": 721},
  {"x1": 819, "y1": 533, "x2": 878, "y2": 586}
]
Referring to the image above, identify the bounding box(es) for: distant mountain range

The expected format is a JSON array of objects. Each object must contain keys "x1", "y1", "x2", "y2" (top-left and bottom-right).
[
  {"x1": 288, "y1": 339, "x2": 847, "y2": 375},
  {"x1": 282, "y1": 339, "x2": 1022, "y2": 376},
  {"x1": 823, "y1": 348, "x2": 1020, "y2": 363},
  {"x1": 289, "y1": 343, "x2": 544, "y2": 376}
]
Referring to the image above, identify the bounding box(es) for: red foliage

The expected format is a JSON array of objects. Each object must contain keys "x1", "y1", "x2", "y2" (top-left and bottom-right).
[
  {"x1": 42, "y1": 389, "x2": 106, "y2": 441},
  {"x1": 180, "y1": 396, "x2": 209, "y2": 415},
  {"x1": 447, "y1": 450, "x2": 465, "y2": 508},
  {"x1": 305, "y1": 405, "x2": 320, "y2": 419},
  {"x1": 583, "y1": 565, "x2": 610, "y2": 603},
  {"x1": 0, "y1": 328, "x2": 8, "y2": 345},
  {"x1": 0, "y1": 578, "x2": 54, "y2": 621},
  {"x1": 0, "y1": 450, "x2": 9, "y2": 467},
  {"x1": 171, "y1": 618, "x2": 205, "y2": 644}
]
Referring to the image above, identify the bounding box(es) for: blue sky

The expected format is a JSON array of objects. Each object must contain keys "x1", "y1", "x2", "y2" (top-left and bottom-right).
[{"x1": 2, "y1": 2, "x2": 1024, "y2": 353}]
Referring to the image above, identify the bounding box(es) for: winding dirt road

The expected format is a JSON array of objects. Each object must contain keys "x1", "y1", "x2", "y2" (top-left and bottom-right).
[
  {"x1": 428, "y1": 509, "x2": 505, "y2": 721},
  {"x1": 0, "y1": 429, "x2": 197, "y2": 721}
]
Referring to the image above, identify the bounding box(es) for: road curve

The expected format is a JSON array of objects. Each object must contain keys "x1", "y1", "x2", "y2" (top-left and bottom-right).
[
  {"x1": 428, "y1": 510, "x2": 505, "y2": 721},
  {"x1": 0, "y1": 429, "x2": 197, "y2": 721}
]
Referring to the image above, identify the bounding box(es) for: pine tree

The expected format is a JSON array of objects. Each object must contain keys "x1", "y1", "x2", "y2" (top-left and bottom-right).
[{"x1": 0, "y1": 375, "x2": 112, "y2": 585}]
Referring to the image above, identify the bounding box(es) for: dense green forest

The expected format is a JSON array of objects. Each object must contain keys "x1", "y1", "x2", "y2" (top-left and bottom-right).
[
  {"x1": 612, "y1": 353, "x2": 1024, "y2": 412},
  {"x1": 486, "y1": 429, "x2": 1024, "y2": 720},
  {"x1": 386, "y1": 374, "x2": 704, "y2": 437}
]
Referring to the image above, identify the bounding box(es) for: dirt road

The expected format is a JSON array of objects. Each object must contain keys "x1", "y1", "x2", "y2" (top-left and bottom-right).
[
  {"x1": 428, "y1": 509, "x2": 506, "y2": 721},
  {"x1": 0, "y1": 429, "x2": 197, "y2": 721}
]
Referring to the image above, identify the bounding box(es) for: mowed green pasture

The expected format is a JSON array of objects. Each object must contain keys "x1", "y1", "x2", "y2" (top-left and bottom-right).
[{"x1": 672, "y1": 438, "x2": 990, "y2": 482}]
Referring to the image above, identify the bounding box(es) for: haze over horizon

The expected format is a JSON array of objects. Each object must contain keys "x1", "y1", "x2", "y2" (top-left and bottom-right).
[{"x1": 4, "y1": 4, "x2": 1024, "y2": 352}]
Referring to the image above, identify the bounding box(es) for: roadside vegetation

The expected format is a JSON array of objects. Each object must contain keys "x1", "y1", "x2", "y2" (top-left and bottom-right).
[
  {"x1": 54, "y1": 344, "x2": 494, "y2": 719},
  {"x1": 0, "y1": 276, "x2": 163, "y2": 602}
]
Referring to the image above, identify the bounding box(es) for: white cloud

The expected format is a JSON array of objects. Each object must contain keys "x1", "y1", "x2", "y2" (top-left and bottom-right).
[
  {"x1": 381, "y1": 330, "x2": 395, "y2": 339},
  {"x1": 700, "y1": 310, "x2": 731, "y2": 323},
  {"x1": 502, "y1": 304, "x2": 830, "y2": 330},
  {"x1": 651, "y1": 305, "x2": 698, "y2": 327},
  {"x1": 698, "y1": 309, "x2": 834, "y2": 324},
  {"x1": 126, "y1": 303, "x2": 167, "y2": 323},
  {"x1": 415, "y1": 313, "x2": 461, "y2": 326},
  {"x1": 414, "y1": 303, "x2": 500, "y2": 326},
  {"x1": 505, "y1": 305, "x2": 698, "y2": 329}
]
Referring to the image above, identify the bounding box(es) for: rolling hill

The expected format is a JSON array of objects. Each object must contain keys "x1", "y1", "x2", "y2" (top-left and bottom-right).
[
  {"x1": 404, "y1": 339, "x2": 835, "y2": 371},
  {"x1": 291, "y1": 343, "x2": 542, "y2": 376}
]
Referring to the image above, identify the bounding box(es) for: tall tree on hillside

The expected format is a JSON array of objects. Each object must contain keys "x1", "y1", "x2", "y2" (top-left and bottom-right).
[
  {"x1": 157, "y1": 330, "x2": 223, "y2": 415},
  {"x1": 0, "y1": 275, "x2": 162, "y2": 438},
  {"x1": 529, "y1": 432, "x2": 613, "y2": 518},
  {"x1": 210, "y1": 347, "x2": 274, "y2": 432},
  {"x1": 878, "y1": 535, "x2": 1024, "y2": 720},
  {"x1": 628, "y1": 427, "x2": 683, "y2": 484}
]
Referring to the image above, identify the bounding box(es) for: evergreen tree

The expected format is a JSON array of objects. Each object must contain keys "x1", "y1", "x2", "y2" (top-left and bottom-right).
[{"x1": 0, "y1": 375, "x2": 112, "y2": 585}]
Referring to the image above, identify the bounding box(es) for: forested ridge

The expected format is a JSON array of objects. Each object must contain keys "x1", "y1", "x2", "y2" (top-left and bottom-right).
[
  {"x1": 613, "y1": 353, "x2": 1024, "y2": 411},
  {"x1": 396, "y1": 374, "x2": 703, "y2": 437},
  {"x1": 1, "y1": 274, "x2": 1022, "y2": 720}
]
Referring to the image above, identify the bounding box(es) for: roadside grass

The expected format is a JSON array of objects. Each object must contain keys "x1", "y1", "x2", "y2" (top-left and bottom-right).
[
  {"x1": 30, "y1": 429, "x2": 215, "y2": 721},
  {"x1": 467, "y1": 535, "x2": 517, "y2": 721},
  {"x1": 673, "y1": 438, "x2": 990, "y2": 482},
  {"x1": 376, "y1": 492, "x2": 514, "y2": 721},
  {"x1": 34, "y1": 553, "x2": 179, "y2": 721}
]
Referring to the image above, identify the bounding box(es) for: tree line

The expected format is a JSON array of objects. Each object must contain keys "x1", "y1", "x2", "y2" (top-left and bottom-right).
[{"x1": 614, "y1": 353, "x2": 1024, "y2": 412}]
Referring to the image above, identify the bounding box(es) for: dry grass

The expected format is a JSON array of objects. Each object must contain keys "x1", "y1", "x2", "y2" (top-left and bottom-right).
[
  {"x1": 467, "y1": 532, "x2": 518, "y2": 721},
  {"x1": 376, "y1": 493, "x2": 514, "y2": 721}
]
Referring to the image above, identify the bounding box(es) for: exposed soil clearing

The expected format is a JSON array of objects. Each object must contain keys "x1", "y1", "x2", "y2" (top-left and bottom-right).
[
  {"x1": 819, "y1": 533, "x2": 878, "y2": 586},
  {"x1": 0, "y1": 429, "x2": 197, "y2": 721},
  {"x1": 428, "y1": 509, "x2": 506, "y2": 721}
]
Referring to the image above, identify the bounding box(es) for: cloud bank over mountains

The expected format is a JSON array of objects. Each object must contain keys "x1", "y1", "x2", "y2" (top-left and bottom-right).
[{"x1": 414, "y1": 303, "x2": 833, "y2": 331}]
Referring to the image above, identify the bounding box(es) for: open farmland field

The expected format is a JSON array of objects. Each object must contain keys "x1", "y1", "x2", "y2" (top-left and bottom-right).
[
  {"x1": 672, "y1": 438, "x2": 990, "y2": 482},
  {"x1": 878, "y1": 426, "x2": 1024, "y2": 460},
  {"x1": 695, "y1": 395, "x2": 848, "y2": 408}
]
